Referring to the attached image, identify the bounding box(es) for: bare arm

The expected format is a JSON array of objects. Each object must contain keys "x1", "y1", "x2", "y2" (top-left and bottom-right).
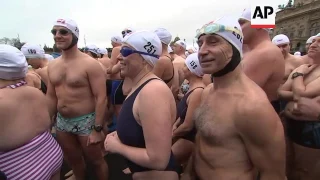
[
  {"x1": 292, "y1": 76, "x2": 320, "y2": 99},
  {"x1": 87, "y1": 60, "x2": 107, "y2": 126},
  {"x1": 278, "y1": 71, "x2": 294, "y2": 100},
  {"x1": 45, "y1": 65, "x2": 58, "y2": 119},
  {"x1": 110, "y1": 61, "x2": 121, "y2": 74},
  {"x1": 237, "y1": 99, "x2": 286, "y2": 180},
  {"x1": 173, "y1": 89, "x2": 203, "y2": 137},
  {"x1": 118, "y1": 81, "x2": 173, "y2": 170},
  {"x1": 107, "y1": 47, "x2": 121, "y2": 74}
]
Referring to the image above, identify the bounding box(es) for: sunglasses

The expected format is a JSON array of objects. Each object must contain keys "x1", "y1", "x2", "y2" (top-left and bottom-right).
[
  {"x1": 195, "y1": 23, "x2": 243, "y2": 39},
  {"x1": 51, "y1": 29, "x2": 70, "y2": 36},
  {"x1": 120, "y1": 47, "x2": 159, "y2": 58}
]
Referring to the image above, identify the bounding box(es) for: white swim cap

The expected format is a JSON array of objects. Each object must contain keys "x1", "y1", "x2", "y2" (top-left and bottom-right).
[
  {"x1": 45, "y1": 54, "x2": 54, "y2": 61},
  {"x1": 239, "y1": 8, "x2": 251, "y2": 22},
  {"x1": 272, "y1": 34, "x2": 290, "y2": 46},
  {"x1": 185, "y1": 53, "x2": 204, "y2": 77},
  {"x1": 168, "y1": 46, "x2": 173, "y2": 53},
  {"x1": 306, "y1": 36, "x2": 316, "y2": 44},
  {"x1": 196, "y1": 16, "x2": 244, "y2": 58},
  {"x1": 53, "y1": 18, "x2": 79, "y2": 38},
  {"x1": 175, "y1": 40, "x2": 187, "y2": 49},
  {"x1": 123, "y1": 30, "x2": 162, "y2": 67},
  {"x1": 239, "y1": 8, "x2": 270, "y2": 32},
  {"x1": 154, "y1": 28, "x2": 172, "y2": 45},
  {"x1": 85, "y1": 45, "x2": 99, "y2": 55},
  {"x1": 0, "y1": 45, "x2": 28, "y2": 80},
  {"x1": 21, "y1": 44, "x2": 45, "y2": 59},
  {"x1": 294, "y1": 51, "x2": 301, "y2": 56},
  {"x1": 98, "y1": 48, "x2": 108, "y2": 55},
  {"x1": 111, "y1": 35, "x2": 123, "y2": 44}
]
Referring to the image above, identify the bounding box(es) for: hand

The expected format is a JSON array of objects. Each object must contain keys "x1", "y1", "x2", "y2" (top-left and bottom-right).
[
  {"x1": 292, "y1": 97, "x2": 320, "y2": 119},
  {"x1": 294, "y1": 64, "x2": 316, "y2": 75},
  {"x1": 104, "y1": 131, "x2": 122, "y2": 153},
  {"x1": 87, "y1": 130, "x2": 103, "y2": 146},
  {"x1": 172, "y1": 124, "x2": 177, "y2": 136}
]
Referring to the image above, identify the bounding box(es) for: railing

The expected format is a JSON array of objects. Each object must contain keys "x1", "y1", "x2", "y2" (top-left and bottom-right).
[{"x1": 276, "y1": 1, "x2": 320, "y2": 22}]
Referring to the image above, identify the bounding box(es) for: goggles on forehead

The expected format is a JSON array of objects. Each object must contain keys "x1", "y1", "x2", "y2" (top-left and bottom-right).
[
  {"x1": 120, "y1": 47, "x2": 159, "y2": 58},
  {"x1": 195, "y1": 23, "x2": 242, "y2": 39}
]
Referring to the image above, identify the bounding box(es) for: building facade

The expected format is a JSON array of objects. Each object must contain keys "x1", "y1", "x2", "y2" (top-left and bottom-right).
[{"x1": 271, "y1": 0, "x2": 320, "y2": 53}]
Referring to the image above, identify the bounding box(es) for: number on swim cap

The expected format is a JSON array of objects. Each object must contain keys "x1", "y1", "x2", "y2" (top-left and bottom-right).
[
  {"x1": 27, "y1": 49, "x2": 36, "y2": 54},
  {"x1": 190, "y1": 61, "x2": 198, "y2": 69},
  {"x1": 143, "y1": 42, "x2": 156, "y2": 55}
]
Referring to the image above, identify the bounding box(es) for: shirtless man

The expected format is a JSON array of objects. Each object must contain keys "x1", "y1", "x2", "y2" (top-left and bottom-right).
[
  {"x1": 171, "y1": 40, "x2": 187, "y2": 101},
  {"x1": 182, "y1": 16, "x2": 285, "y2": 180},
  {"x1": 0, "y1": 45, "x2": 63, "y2": 180},
  {"x1": 279, "y1": 33, "x2": 320, "y2": 180},
  {"x1": 301, "y1": 36, "x2": 316, "y2": 63},
  {"x1": 154, "y1": 28, "x2": 175, "y2": 86},
  {"x1": 21, "y1": 44, "x2": 49, "y2": 93},
  {"x1": 107, "y1": 35, "x2": 127, "y2": 118},
  {"x1": 239, "y1": 8, "x2": 285, "y2": 113},
  {"x1": 47, "y1": 18, "x2": 108, "y2": 180},
  {"x1": 272, "y1": 34, "x2": 306, "y2": 82}
]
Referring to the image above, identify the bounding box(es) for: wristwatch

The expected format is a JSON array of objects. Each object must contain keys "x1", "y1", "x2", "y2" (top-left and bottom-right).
[
  {"x1": 92, "y1": 125, "x2": 103, "y2": 132},
  {"x1": 291, "y1": 72, "x2": 304, "y2": 79}
]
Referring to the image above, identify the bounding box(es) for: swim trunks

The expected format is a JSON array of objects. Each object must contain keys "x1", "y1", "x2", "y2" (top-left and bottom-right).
[
  {"x1": 106, "y1": 80, "x2": 112, "y2": 97},
  {"x1": 0, "y1": 132, "x2": 63, "y2": 180},
  {"x1": 286, "y1": 117, "x2": 320, "y2": 149},
  {"x1": 56, "y1": 112, "x2": 95, "y2": 135},
  {"x1": 111, "y1": 80, "x2": 126, "y2": 105}
]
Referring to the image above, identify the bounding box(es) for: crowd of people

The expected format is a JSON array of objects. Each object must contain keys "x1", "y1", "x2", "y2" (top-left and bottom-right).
[{"x1": 1, "y1": 6, "x2": 320, "y2": 180}]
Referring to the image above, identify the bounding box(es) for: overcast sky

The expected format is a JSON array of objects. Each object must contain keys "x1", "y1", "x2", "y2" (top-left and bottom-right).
[{"x1": 1, "y1": 0, "x2": 288, "y2": 49}]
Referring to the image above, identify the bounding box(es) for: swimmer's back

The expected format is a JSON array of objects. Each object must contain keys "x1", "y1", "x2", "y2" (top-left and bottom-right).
[{"x1": 0, "y1": 86, "x2": 51, "y2": 151}]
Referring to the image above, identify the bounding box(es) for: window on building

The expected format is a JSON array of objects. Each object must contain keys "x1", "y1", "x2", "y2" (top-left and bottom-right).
[
  {"x1": 315, "y1": 28, "x2": 319, "y2": 34},
  {"x1": 298, "y1": 31, "x2": 303, "y2": 37}
]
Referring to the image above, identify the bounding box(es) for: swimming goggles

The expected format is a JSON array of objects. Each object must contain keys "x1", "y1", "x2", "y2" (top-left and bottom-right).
[
  {"x1": 120, "y1": 47, "x2": 159, "y2": 58},
  {"x1": 195, "y1": 22, "x2": 242, "y2": 39}
]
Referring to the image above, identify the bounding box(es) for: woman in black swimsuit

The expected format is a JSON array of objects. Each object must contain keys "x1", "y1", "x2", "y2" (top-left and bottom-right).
[
  {"x1": 172, "y1": 53, "x2": 205, "y2": 165},
  {"x1": 104, "y1": 31, "x2": 179, "y2": 180}
]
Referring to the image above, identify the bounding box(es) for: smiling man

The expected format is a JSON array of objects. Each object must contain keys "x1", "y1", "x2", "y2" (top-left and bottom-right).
[
  {"x1": 46, "y1": 18, "x2": 108, "y2": 180},
  {"x1": 182, "y1": 16, "x2": 285, "y2": 180}
]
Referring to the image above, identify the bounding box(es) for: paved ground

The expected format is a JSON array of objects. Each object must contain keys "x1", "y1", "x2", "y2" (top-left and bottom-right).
[{"x1": 60, "y1": 153, "x2": 132, "y2": 180}]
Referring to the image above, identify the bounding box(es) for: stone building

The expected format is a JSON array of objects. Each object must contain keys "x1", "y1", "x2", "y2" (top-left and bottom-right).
[{"x1": 271, "y1": 0, "x2": 320, "y2": 53}]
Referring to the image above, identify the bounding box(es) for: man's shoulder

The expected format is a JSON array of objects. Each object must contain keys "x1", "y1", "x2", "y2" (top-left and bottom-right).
[{"x1": 259, "y1": 43, "x2": 283, "y2": 60}]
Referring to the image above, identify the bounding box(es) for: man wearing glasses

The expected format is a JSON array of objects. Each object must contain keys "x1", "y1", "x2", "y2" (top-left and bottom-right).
[{"x1": 46, "y1": 18, "x2": 109, "y2": 180}]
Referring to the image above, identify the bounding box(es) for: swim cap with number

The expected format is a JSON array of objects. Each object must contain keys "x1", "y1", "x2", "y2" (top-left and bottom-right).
[
  {"x1": 21, "y1": 44, "x2": 45, "y2": 59},
  {"x1": 123, "y1": 30, "x2": 162, "y2": 67},
  {"x1": 185, "y1": 53, "x2": 204, "y2": 77}
]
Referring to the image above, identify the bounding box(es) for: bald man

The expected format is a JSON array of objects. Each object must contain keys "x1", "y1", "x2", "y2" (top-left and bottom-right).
[
  {"x1": 272, "y1": 34, "x2": 307, "y2": 82},
  {"x1": 239, "y1": 8, "x2": 285, "y2": 113}
]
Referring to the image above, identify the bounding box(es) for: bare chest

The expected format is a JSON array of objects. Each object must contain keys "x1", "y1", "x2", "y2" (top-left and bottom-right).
[
  {"x1": 194, "y1": 97, "x2": 237, "y2": 145},
  {"x1": 304, "y1": 67, "x2": 320, "y2": 85},
  {"x1": 49, "y1": 63, "x2": 88, "y2": 87}
]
